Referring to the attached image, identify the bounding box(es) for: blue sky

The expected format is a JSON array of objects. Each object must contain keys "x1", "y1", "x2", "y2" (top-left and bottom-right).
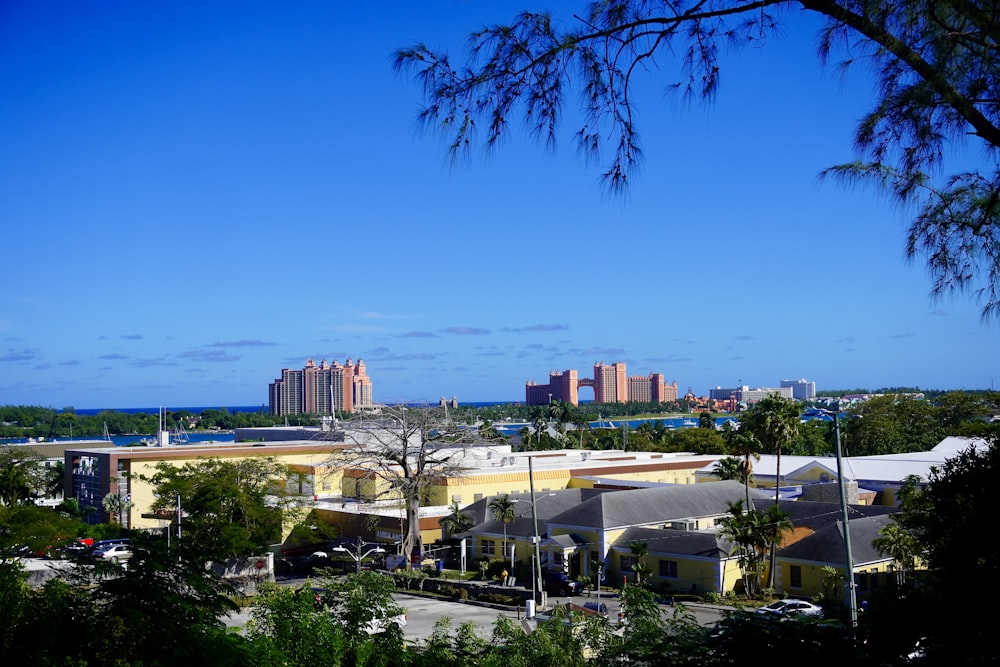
[{"x1": 1, "y1": 1, "x2": 996, "y2": 410}]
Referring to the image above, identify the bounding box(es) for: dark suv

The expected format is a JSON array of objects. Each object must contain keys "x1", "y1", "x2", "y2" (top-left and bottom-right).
[{"x1": 541, "y1": 570, "x2": 583, "y2": 597}]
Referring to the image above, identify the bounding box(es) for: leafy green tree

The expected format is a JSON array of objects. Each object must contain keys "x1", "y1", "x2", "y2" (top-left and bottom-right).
[
  {"x1": 0, "y1": 503, "x2": 84, "y2": 558},
  {"x1": 247, "y1": 582, "x2": 348, "y2": 666},
  {"x1": 843, "y1": 393, "x2": 942, "y2": 455},
  {"x1": 312, "y1": 571, "x2": 408, "y2": 667},
  {"x1": 663, "y1": 426, "x2": 727, "y2": 454},
  {"x1": 395, "y1": 1, "x2": 1000, "y2": 320},
  {"x1": 708, "y1": 610, "x2": 863, "y2": 666},
  {"x1": 890, "y1": 438, "x2": 1000, "y2": 663},
  {"x1": 145, "y1": 456, "x2": 300, "y2": 561},
  {"x1": 414, "y1": 617, "x2": 489, "y2": 667},
  {"x1": 0, "y1": 446, "x2": 39, "y2": 506},
  {"x1": 933, "y1": 390, "x2": 992, "y2": 430},
  {"x1": 82, "y1": 530, "x2": 249, "y2": 666}
]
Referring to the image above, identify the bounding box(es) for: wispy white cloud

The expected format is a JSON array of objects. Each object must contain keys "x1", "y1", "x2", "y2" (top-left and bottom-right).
[
  {"x1": 208, "y1": 340, "x2": 277, "y2": 347},
  {"x1": 177, "y1": 349, "x2": 241, "y2": 362},
  {"x1": 442, "y1": 326, "x2": 490, "y2": 336},
  {"x1": 0, "y1": 348, "x2": 39, "y2": 362},
  {"x1": 502, "y1": 323, "x2": 570, "y2": 333}
]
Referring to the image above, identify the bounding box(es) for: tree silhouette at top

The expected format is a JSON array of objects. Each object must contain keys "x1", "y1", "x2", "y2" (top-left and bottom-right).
[{"x1": 395, "y1": 1, "x2": 1000, "y2": 320}]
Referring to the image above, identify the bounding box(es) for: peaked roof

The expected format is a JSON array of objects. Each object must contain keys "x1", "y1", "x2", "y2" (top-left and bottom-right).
[
  {"x1": 753, "y1": 498, "x2": 899, "y2": 532},
  {"x1": 466, "y1": 487, "x2": 613, "y2": 537},
  {"x1": 778, "y1": 514, "x2": 895, "y2": 566},
  {"x1": 611, "y1": 525, "x2": 735, "y2": 559},
  {"x1": 547, "y1": 480, "x2": 769, "y2": 530}
]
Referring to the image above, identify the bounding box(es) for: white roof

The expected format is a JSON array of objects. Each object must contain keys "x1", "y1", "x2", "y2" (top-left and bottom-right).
[{"x1": 696, "y1": 436, "x2": 991, "y2": 485}]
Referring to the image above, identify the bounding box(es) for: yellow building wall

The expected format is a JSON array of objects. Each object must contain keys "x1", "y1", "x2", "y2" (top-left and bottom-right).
[
  {"x1": 438, "y1": 469, "x2": 571, "y2": 507},
  {"x1": 776, "y1": 559, "x2": 896, "y2": 599},
  {"x1": 793, "y1": 467, "x2": 836, "y2": 482},
  {"x1": 606, "y1": 551, "x2": 741, "y2": 595},
  {"x1": 125, "y1": 451, "x2": 338, "y2": 532},
  {"x1": 590, "y1": 469, "x2": 699, "y2": 485}
]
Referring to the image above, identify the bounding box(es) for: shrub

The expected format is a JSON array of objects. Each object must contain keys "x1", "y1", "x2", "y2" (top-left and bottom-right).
[
  {"x1": 393, "y1": 568, "x2": 428, "y2": 591},
  {"x1": 436, "y1": 584, "x2": 469, "y2": 600},
  {"x1": 476, "y1": 592, "x2": 519, "y2": 606}
]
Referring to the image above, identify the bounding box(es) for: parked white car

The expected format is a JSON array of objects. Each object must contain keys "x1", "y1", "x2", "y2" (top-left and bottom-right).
[{"x1": 755, "y1": 599, "x2": 823, "y2": 618}]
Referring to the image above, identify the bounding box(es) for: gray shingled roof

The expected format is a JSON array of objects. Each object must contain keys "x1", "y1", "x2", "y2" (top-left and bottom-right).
[
  {"x1": 466, "y1": 488, "x2": 613, "y2": 537},
  {"x1": 611, "y1": 525, "x2": 735, "y2": 559},
  {"x1": 546, "y1": 480, "x2": 768, "y2": 530},
  {"x1": 753, "y1": 498, "x2": 899, "y2": 532},
  {"x1": 778, "y1": 514, "x2": 895, "y2": 566}
]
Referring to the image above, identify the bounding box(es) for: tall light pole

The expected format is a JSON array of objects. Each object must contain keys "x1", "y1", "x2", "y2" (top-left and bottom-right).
[
  {"x1": 529, "y1": 456, "x2": 543, "y2": 607},
  {"x1": 515, "y1": 459, "x2": 556, "y2": 607},
  {"x1": 821, "y1": 409, "x2": 857, "y2": 626},
  {"x1": 333, "y1": 542, "x2": 386, "y2": 575}
]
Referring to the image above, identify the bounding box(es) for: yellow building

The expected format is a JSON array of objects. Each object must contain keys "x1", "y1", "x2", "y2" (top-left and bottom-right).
[
  {"x1": 774, "y1": 513, "x2": 900, "y2": 602},
  {"x1": 64, "y1": 441, "x2": 351, "y2": 530}
]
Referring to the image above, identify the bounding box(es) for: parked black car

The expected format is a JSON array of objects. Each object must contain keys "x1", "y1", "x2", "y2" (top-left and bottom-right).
[{"x1": 541, "y1": 570, "x2": 583, "y2": 597}]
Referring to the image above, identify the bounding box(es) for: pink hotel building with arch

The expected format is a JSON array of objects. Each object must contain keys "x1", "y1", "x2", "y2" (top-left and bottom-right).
[{"x1": 525, "y1": 362, "x2": 678, "y2": 406}]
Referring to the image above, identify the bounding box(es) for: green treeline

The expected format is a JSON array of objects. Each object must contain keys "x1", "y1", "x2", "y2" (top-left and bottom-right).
[{"x1": 0, "y1": 406, "x2": 282, "y2": 439}]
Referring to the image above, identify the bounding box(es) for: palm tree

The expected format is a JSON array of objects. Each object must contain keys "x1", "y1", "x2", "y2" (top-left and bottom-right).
[
  {"x1": 712, "y1": 456, "x2": 744, "y2": 481},
  {"x1": 439, "y1": 500, "x2": 474, "y2": 538},
  {"x1": 873, "y1": 520, "x2": 921, "y2": 585},
  {"x1": 628, "y1": 540, "x2": 651, "y2": 584},
  {"x1": 488, "y1": 494, "x2": 516, "y2": 562},
  {"x1": 740, "y1": 394, "x2": 800, "y2": 587},
  {"x1": 724, "y1": 425, "x2": 762, "y2": 507},
  {"x1": 720, "y1": 500, "x2": 761, "y2": 596},
  {"x1": 0, "y1": 461, "x2": 32, "y2": 506},
  {"x1": 759, "y1": 504, "x2": 793, "y2": 589}
]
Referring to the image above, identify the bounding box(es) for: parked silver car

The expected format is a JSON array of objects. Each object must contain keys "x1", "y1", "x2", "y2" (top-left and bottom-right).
[
  {"x1": 755, "y1": 599, "x2": 823, "y2": 618},
  {"x1": 92, "y1": 543, "x2": 133, "y2": 563}
]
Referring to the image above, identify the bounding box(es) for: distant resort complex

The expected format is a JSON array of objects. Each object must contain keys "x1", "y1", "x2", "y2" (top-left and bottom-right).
[
  {"x1": 524, "y1": 362, "x2": 819, "y2": 409},
  {"x1": 268, "y1": 358, "x2": 373, "y2": 416},
  {"x1": 525, "y1": 362, "x2": 678, "y2": 405},
  {"x1": 265, "y1": 357, "x2": 820, "y2": 416}
]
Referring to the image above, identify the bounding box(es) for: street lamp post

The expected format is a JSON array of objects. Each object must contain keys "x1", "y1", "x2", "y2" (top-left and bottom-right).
[
  {"x1": 516, "y1": 458, "x2": 556, "y2": 608},
  {"x1": 820, "y1": 409, "x2": 858, "y2": 626},
  {"x1": 333, "y1": 542, "x2": 386, "y2": 575}
]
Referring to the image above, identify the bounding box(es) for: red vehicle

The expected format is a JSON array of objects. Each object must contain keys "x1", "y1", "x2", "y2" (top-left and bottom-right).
[{"x1": 46, "y1": 537, "x2": 95, "y2": 560}]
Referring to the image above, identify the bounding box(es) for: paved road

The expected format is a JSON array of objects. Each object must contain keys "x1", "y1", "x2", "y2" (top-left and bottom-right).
[{"x1": 19, "y1": 561, "x2": 726, "y2": 642}]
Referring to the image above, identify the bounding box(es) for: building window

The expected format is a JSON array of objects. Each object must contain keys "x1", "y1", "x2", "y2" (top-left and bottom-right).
[
  {"x1": 658, "y1": 560, "x2": 678, "y2": 578},
  {"x1": 620, "y1": 556, "x2": 637, "y2": 572},
  {"x1": 474, "y1": 493, "x2": 483, "y2": 502},
  {"x1": 790, "y1": 565, "x2": 802, "y2": 588},
  {"x1": 481, "y1": 540, "x2": 496, "y2": 556}
]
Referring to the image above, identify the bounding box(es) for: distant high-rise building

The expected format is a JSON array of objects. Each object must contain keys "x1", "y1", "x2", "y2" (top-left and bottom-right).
[
  {"x1": 781, "y1": 378, "x2": 817, "y2": 401},
  {"x1": 525, "y1": 362, "x2": 677, "y2": 406},
  {"x1": 710, "y1": 385, "x2": 795, "y2": 405},
  {"x1": 269, "y1": 358, "x2": 373, "y2": 416}
]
